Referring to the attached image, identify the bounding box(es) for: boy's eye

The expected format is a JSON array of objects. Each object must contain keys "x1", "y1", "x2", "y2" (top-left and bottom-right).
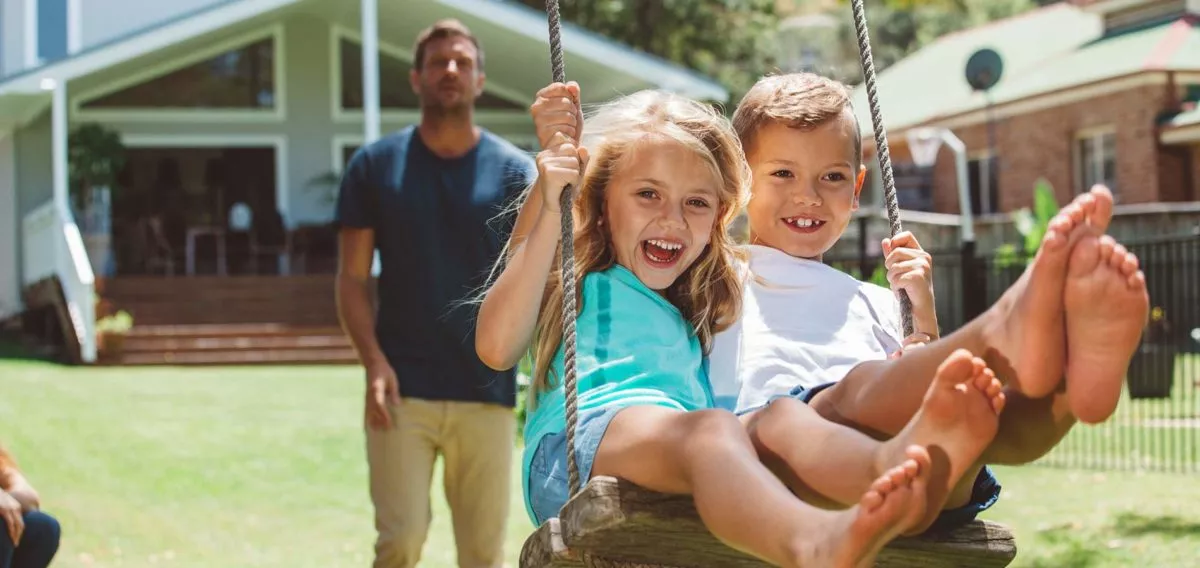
[
  {"x1": 637, "y1": 189, "x2": 658, "y2": 199},
  {"x1": 771, "y1": 170, "x2": 794, "y2": 179},
  {"x1": 824, "y1": 172, "x2": 847, "y2": 182}
]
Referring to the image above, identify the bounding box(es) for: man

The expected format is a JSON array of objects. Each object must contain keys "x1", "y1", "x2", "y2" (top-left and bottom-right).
[{"x1": 335, "y1": 19, "x2": 536, "y2": 568}]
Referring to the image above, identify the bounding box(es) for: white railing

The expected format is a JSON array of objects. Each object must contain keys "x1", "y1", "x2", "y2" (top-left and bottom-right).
[{"x1": 22, "y1": 199, "x2": 97, "y2": 363}]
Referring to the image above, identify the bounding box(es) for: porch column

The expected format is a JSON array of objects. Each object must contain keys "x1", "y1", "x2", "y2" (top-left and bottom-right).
[
  {"x1": 52, "y1": 82, "x2": 68, "y2": 210},
  {"x1": 361, "y1": 0, "x2": 381, "y2": 143}
]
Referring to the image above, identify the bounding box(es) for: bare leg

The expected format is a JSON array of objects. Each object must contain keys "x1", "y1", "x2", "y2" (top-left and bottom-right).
[
  {"x1": 591, "y1": 407, "x2": 931, "y2": 568},
  {"x1": 1064, "y1": 232, "x2": 1150, "y2": 423},
  {"x1": 751, "y1": 350, "x2": 1004, "y2": 535},
  {"x1": 806, "y1": 187, "x2": 1106, "y2": 437}
]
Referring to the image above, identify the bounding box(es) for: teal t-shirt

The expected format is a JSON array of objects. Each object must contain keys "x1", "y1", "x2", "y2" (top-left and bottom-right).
[{"x1": 520, "y1": 265, "x2": 713, "y2": 523}]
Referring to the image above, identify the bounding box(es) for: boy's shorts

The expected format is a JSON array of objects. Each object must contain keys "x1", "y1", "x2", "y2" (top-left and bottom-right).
[
  {"x1": 527, "y1": 405, "x2": 622, "y2": 526},
  {"x1": 737, "y1": 381, "x2": 1003, "y2": 532}
]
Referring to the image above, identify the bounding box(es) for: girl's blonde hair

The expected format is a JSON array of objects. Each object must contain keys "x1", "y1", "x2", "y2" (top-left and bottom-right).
[{"x1": 526, "y1": 90, "x2": 750, "y2": 402}]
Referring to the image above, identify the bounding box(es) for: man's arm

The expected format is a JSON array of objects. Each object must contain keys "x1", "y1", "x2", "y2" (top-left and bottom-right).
[
  {"x1": 333, "y1": 147, "x2": 400, "y2": 430},
  {"x1": 336, "y1": 228, "x2": 386, "y2": 369}
]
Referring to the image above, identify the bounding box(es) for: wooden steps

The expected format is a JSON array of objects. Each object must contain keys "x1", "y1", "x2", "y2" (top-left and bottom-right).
[
  {"x1": 98, "y1": 276, "x2": 363, "y2": 366},
  {"x1": 108, "y1": 323, "x2": 357, "y2": 366}
]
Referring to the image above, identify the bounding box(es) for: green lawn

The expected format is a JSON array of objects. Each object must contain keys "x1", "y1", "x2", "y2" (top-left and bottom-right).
[{"x1": 1, "y1": 358, "x2": 1198, "y2": 567}]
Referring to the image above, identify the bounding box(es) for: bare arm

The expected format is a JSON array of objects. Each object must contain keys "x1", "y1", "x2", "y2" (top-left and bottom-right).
[
  {"x1": 476, "y1": 205, "x2": 562, "y2": 371},
  {"x1": 336, "y1": 228, "x2": 387, "y2": 369},
  {"x1": 0, "y1": 447, "x2": 38, "y2": 511}
]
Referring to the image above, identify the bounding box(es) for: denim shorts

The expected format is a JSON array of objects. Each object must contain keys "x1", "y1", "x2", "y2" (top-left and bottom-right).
[
  {"x1": 737, "y1": 381, "x2": 1002, "y2": 530},
  {"x1": 735, "y1": 381, "x2": 838, "y2": 417},
  {"x1": 527, "y1": 406, "x2": 623, "y2": 526}
]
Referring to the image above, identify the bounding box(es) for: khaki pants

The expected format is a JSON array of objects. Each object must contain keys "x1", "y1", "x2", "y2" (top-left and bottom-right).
[{"x1": 366, "y1": 398, "x2": 514, "y2": 568}]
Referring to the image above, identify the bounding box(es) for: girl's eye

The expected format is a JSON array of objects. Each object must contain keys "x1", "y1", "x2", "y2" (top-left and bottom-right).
[
  {"x1": 825, "y1": 172, "x2": 848, "y2": 182},
  {"x1": 687, "y1": 198, "x2": 710, "y2": 208},
  {"x1": 637, "y1": 189, "x2": 658, "y2": 199},
  {"x1": 771, "y1": 170, "x2": 794, "y2": 179}
]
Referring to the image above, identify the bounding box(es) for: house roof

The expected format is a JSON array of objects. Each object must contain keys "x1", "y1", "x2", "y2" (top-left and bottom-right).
[
  {"x1": 0, "y1": 0, "x2": 727, "y2": 105},
  {"x1": 850, "y1": 4, "x2": 1200, "y2": 134}
]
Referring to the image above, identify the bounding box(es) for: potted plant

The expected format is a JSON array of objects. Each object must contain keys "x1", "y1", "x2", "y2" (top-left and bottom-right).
[
  {"x1": 1127, "y1": 306, "x2": 1176, "y2": 400},
  {"x1": 95, "y1": 310, "x2": 133, "y2": 362},
  {"x1": 68, "y1": 123, "x2": 127, "y2": 279}
]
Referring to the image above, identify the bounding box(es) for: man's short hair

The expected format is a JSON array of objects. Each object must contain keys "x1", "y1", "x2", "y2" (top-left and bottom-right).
[
  {"x1": 413, "y1": 19, "x2": 484, "y2": 71},
  {"x1": 732, "y1": 73, "x2": 862, "y2": 166}
]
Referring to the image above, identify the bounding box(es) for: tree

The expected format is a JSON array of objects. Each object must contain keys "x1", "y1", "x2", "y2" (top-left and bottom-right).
[
  {"x1": 830, "y1": 0, "x2": 1037, "y2": 82},
  {"x1": 515, "y1": 0, "x2": 781, "y2": 104}
]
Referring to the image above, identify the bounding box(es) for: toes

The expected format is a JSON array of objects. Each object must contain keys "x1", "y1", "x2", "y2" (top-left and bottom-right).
[
  {"x1": 1129, "y1": 270, "x2": 1146, "y2": 290},
  {"x1": 992, "y1": 392, "x2": 1007, "y2": 414},
  {"x1": 1119, "y1": 252, "x2": 1139, "y2": 276},
  {"x1": 861, "y1": 489, "x2": 883, "y2": 511},
  {"x1": 985, "y1": 379, "x2": 1003, "y2": 400},
  {"x1": 904, "y1": 445, "x2": 932, "y2": 472},
  {"x1": 1098, "y1": 235, "x2": 1117, "y2": 258}
]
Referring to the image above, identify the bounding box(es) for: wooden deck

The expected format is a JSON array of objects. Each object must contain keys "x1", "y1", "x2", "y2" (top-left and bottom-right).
[{"x1": 100, "y1": 276, "x2": 358, "y2": 365}]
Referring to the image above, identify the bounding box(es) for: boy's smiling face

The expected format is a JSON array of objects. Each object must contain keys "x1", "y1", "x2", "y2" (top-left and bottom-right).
[{"x1": 745, "y1": 111, "x2": 866, "y2": 260}]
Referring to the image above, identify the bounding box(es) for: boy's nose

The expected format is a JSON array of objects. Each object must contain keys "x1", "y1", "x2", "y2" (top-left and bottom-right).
[{"x1": 791, "y1": 183, "x2": 822, "y2": 206}]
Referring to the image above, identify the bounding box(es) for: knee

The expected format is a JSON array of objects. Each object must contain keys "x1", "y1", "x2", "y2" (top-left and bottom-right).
[
  {"x1": 14, "y1": 511, "x2": 61, "y2": 562},
  {"x1": 747, "y1": 398, "x2": 808, "y2": 450},
  {"x1": 684, "y1": 409, "x2": 753, "y2": 454},
  {"x1": 374, "y1": 524, "x2": 427, "y2": 568}
]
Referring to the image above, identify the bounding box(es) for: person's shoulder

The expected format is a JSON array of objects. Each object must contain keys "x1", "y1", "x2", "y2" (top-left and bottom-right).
[
  {"x1": 481, "y1": 130, "x2": 535, "y2": 166},
  {"x1": 346, "y1": 127, "x2": 414, "y2": 170}
]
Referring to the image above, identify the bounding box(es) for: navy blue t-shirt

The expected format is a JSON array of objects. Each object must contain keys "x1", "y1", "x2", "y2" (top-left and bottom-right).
[{"x1": 335, "y1": 126, "x2": 535, "y2": 407}]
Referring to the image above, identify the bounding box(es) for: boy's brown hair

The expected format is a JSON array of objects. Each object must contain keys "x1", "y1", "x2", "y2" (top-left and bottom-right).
[
  {"x1": 412, "y1": 19, "x2": 484, "y2": 71},
  {"x1": 732, "y1": 73, "x2": 862, "y2": 166}
]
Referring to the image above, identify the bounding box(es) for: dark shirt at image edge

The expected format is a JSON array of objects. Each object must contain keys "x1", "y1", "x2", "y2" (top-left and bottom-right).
[{"x1": 335, "y1": 125, "x2": 536, "y2": 407}]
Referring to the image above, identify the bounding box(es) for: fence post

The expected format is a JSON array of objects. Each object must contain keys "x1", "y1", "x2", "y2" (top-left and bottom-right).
[{"x1": 960, "y1": 239, "x2": 986, "y2": 323}]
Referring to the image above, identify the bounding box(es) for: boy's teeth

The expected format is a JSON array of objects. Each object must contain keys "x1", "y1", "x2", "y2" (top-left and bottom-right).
[{"x1": 787, "y1": 218, "x2": 821, "y2": 228}]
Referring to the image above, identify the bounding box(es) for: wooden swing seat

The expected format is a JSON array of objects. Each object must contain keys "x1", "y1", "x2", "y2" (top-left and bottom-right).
[{"x1": 521, "y1": 476, "x2": 1016, "y2": 567}]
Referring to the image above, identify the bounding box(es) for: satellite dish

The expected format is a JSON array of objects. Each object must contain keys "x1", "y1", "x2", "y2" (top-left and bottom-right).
[{"x1": 965, "y1": 48, "x2": 1003, "y2": 91}]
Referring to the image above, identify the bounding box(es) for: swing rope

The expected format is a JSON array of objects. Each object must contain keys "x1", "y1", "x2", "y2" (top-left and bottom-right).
[
  {"x1": 543, "y1": 0, "x2": 583, "y2": 496},
  {"x1": 851, "y1": 0, "x2": 915, "y2": 337},
  {"x1": 542, "y1": 0, "x2": 917, "y2": 501}
]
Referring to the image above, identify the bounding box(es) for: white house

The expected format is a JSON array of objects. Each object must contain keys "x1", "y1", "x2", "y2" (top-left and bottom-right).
[{"x1": 0, "y1": 0, "x2": 728, "y2": 364}]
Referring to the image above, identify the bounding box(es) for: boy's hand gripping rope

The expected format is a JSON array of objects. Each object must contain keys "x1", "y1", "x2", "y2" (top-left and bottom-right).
[
  {"x1": 851, "y1": 0, "x2": 915, "y2": 337},
  {"x1": 543, "y1": 0, "x2": 583, "y2": 496}
]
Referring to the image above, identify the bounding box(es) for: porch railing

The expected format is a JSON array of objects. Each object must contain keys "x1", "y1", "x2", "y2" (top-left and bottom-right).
[{"x1": 22, "y1": 199, "x2": 96, "y2": 363}]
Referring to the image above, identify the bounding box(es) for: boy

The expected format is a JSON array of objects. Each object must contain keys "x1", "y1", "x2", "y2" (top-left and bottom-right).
[{"x1": 707, "y1": 72, "x2": 1149, "y2": 530}]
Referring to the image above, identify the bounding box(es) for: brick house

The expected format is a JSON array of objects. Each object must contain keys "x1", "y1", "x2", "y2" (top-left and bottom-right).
[{"x1": 851, "y1": 0, "x2": 1200, "y2": 225}]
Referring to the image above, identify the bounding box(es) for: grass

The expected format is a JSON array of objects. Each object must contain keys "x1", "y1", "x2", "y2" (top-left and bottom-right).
[{"x1": 2, "y1": 357, "x2": 1199, "y2": 567}]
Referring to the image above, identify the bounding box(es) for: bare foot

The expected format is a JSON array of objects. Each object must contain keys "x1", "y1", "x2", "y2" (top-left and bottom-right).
[
  {"x1": 1085, "y1": 184, "x2": 1115, "y2": 233},
  {"x1": 796, "y1": 452, "x2": 930, "y2": 568},
  {"x1": 875, "y1": 349, "x2": 1005, "y2": 534},
  {"x1": 982, "y1": 186, "x2": 1110, "y2": 397},
  {"x1": 1064, "y1": 233, "x2": 1149, "y2": 423}
]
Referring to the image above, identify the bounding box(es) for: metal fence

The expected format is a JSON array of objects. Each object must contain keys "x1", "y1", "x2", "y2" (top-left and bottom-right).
[{"x1": 827, "y1": 232, "x2": 1200, "y2": 474}]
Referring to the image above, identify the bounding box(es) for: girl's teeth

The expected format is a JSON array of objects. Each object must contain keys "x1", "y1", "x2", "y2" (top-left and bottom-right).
[{"x1": 648, "y1": 239, "x2": 682, "y2": 250}]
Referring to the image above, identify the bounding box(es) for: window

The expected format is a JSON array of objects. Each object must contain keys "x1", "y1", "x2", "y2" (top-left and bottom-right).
[
  {"x1": 967, "y1": 154, "x2": 999, "y2": 215},
  {"x1": 81, "y1": 38, "x2": 276, "y2": 109},
  {"x1": 338, "y1": 38, "x2": 523, "y2": 111},
  {"x1": 892, "y1": 162, "x2": 935, "y2": 213},
  {"x1": 1077, "y1": 129, "x2": 1117, "y2": 197},
  {"x1": 37, "y1": 0, "x2": 67, "y2": 63}
]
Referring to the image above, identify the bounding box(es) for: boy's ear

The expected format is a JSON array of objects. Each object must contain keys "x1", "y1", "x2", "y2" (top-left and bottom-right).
[{"x1": 852, "y1": 165, "x2": 867, "y2": 209}]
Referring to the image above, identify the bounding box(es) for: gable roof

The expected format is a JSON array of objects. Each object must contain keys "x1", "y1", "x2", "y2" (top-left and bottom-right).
[{"x1": 850, "y1": 4, "x2": 1200, "y2": 134}]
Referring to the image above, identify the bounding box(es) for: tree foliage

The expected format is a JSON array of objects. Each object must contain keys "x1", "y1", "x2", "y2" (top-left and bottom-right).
[
  {"x1": 515, "y1": 0, "x2": 781, "y2": 103},
  {"x1": 516, "y1": 0, "x2": 1049, "y2": 102}
]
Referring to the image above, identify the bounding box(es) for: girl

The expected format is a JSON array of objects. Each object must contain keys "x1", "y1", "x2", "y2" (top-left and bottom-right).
[{"x1": 476, "y1": 89, "x2": 932, "y2": 567}]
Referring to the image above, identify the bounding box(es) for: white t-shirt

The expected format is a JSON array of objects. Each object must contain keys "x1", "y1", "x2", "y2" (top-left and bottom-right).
[{"x1": 708, "y1": 245, "x2": 903, "y2": 413}]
